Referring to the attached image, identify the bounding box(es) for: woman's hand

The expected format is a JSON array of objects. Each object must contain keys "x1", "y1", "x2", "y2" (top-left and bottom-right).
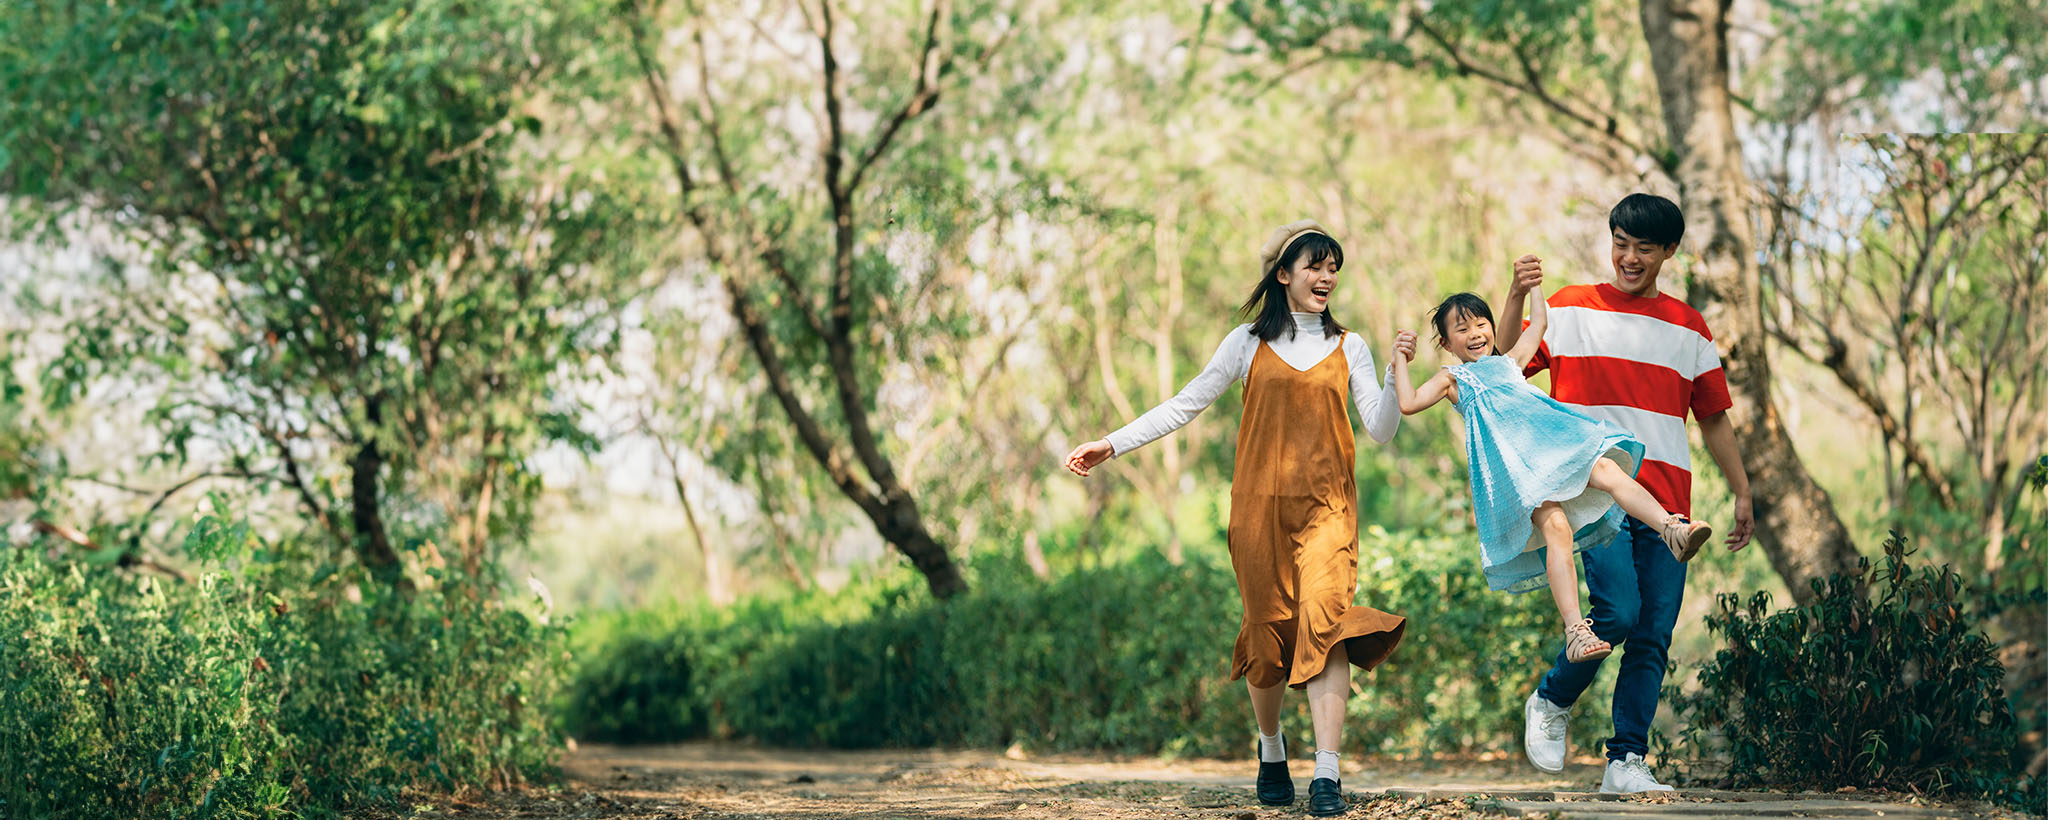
[{"x1": 1065, "y1": 439, "x2": 1114, "y2": 477}]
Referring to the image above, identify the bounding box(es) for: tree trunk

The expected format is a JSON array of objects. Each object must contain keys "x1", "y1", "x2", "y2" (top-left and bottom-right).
[
  {"x1": 674, "y1": 462, "x2": 729, "y2": 605},
  {"x1": 460, "y1": 442, "x2": 502, "y2": 578},
  {"x1": 877, "y1": 491, "x2": 968, "y2": 597},
  {"x1": 351, "y1": 397, "x2": 404, "y2": 578},
  {"x1": 623, "y1": 3, "x2": 968, "y2": 600},
  {"x1": 655, "y1": 427, "x2": 732, "y2": 604},
  {"x1": 1022, "y1": 530, "x2": 1051, "y2": 579},
  {"x1": 1639, "y1": 0, "x2": 1862, "y2": 601},
  {"x1": 745, "y1": 429, "x2": 816, "y2": 593},
  {"x1": 1982, "y1": 457, "x2": 2011, "y2": 573},
  {"x1": 1152, "y1": 204, "x2": 1187, "y2": 564}
]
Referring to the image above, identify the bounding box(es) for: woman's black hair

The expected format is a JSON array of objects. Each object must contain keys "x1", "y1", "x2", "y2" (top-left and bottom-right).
[
  {"x1": 1427, "y1": 292, "x2": 1497, "y2": 352},
  {"x1": 1237, "y1": 232, "x2": 1347, "y2": 341}
]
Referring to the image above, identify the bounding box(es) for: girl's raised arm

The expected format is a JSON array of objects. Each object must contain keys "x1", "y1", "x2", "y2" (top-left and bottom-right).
[
  {"x1": 1393, "y1": 334, "x2": 1453, "y2": 415},
  {"x1": 1506, "y1": 282, "x2": 1547, "y2": 370}
]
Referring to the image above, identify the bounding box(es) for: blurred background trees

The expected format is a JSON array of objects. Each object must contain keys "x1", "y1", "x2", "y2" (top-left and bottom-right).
[{"x1": 2, "y1": 0, "x2": 2043, "y2": 814}]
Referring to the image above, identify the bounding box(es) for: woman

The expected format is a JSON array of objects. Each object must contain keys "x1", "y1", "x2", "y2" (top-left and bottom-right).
[{"x1": 1065, "y1": 219, "x2": 1412, "y2": 818}]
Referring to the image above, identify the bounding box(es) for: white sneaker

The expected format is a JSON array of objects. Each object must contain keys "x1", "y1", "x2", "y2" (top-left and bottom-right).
[
  {"x1": 1600, "y1": 753, "x2": 1676, "y2": 794},
  {"x1": 1523, "y1": 691, "x2": 1570, "y2": 773}
]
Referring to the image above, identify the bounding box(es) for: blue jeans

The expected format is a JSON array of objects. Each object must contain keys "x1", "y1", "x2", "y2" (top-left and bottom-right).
[{"x1": 1535, "y1": 516, "x2": 1687, "y2": 761}]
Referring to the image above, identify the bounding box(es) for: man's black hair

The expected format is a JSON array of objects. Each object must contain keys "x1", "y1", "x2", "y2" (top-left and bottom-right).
[{"x1": 1609, "y1": 193, "x2": 1685, "y2": 247}]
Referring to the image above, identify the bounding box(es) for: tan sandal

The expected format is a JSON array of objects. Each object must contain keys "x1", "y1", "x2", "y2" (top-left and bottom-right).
[
  {"x1": 1565, "y1": 618, "x2": 1612, "y2": 663},
  {"x1": 1660, "y1": 514, "x2": 1712, "y2": 562}
]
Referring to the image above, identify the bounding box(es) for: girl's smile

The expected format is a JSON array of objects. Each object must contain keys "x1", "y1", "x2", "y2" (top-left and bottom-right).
[{"x1": 1441, "y1": 311, "x2": 1495, "y2": 363}]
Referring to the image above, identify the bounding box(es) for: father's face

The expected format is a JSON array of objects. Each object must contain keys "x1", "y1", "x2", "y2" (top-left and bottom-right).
[{"x1": 1610, "y1": 228, "x2": 1676, "y2": 297}]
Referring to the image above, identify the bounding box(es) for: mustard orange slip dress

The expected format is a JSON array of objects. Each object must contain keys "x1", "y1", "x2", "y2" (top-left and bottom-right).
[{"x1": 1227, "y1": 336, "x2": 1406, "y2": 690}]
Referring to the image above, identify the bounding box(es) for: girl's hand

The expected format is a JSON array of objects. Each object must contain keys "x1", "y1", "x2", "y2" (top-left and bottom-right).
[
  {"x1": 1392, "y1": 330, "x2": 1418, "y2": 362},
  {"x1": 1510, "y1": 254, "x2": 1543, "y2": 297},
  {"x1": 1065, "y1": 439, "x2": 1114, "y2": 477}
]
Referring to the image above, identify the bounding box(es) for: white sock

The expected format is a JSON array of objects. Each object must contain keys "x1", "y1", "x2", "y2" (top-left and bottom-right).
[
  {"x1": 1258, "y1": 730, "x2": 1285, "y2": 763},
  {"x1": 1314, "y1": 749, "x2": 1340, "y2": 782}
]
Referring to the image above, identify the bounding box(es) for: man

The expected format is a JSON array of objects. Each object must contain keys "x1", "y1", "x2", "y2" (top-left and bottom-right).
[{"x1": 1496, "y1": 193, "x2": 1756, "y2": 794}]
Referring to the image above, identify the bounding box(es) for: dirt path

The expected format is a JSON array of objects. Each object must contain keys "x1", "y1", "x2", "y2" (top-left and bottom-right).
[{"x1": 423, "y1": 742, "x2": 2028, "y2": 820}]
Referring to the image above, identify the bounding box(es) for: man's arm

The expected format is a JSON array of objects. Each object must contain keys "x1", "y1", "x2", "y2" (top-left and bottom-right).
[
  {"x1": 1496, "y1": 254, "x2": 1544, "y2": 355},
  {"x1": 1698, "y1": 411, "x2": 1754, "y2": 551}
]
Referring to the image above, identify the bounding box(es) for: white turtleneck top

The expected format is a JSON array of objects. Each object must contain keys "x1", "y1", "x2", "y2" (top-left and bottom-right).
[{"x1": 1105, "y1": 313, "x2": 1402, "y2": 458}]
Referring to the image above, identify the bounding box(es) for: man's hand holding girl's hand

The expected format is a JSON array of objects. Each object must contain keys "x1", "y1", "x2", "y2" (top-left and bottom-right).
[{"x1": 1510, "y1": 254, "x2": 1543, "y2": 297}]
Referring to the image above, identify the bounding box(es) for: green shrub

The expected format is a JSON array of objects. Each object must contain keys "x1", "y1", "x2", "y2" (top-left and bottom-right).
[
  {"x1": 0, "y1": 505, "x2": 568, "y2": 819},
  {"x1": 1667, "y1": 530, "x2": 2040, "y2": 811},
  {"x1": 562, "y1": 528, "x2": 1616, "y2": 759},
  {"x1": 557, "y1": 608, "x2": 708, "y2": 743}
]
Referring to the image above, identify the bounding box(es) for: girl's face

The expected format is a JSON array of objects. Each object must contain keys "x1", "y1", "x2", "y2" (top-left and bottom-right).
[
  {"x1": 1439, "y1": 307, "x2": 1495, "y2": 363},
  {"x1": 1276, "y1": 254, "x2": 1338, "y2": 313}
]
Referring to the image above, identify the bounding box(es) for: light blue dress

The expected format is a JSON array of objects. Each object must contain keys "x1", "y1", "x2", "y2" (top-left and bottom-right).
[{"x1": 1446, "y1": 355, "x2": 1647, "y2": 593}]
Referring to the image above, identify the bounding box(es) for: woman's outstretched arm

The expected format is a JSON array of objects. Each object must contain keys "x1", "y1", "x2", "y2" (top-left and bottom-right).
[
  {"x1": 1065, "y1": 328, "x2": 1249, "y2": 477},
  {"x1": 1347, "y1": 331, "x2": 1414, "y2": 444}
]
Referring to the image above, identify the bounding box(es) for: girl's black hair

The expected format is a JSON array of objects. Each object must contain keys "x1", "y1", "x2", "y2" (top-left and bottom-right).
[
  {"x1": 1237, "y1": 232, "x2": 1347, "y2": 341},
  {"x1": 1427, "y1": 292, "x2": 1497, "y2": 352}
]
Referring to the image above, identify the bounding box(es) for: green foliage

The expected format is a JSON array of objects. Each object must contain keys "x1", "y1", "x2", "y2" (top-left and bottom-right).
[
  {"x1": 0, "y1": 345, "x2": 47, "y2": 504},
  {"x1": 0, "y1": 0, "x2": 645, "y2": 576},
  {"x1": 1758, "y1": 0, "x2": 2048, "y2": 128},
  {"x1": 0, "y1": 505, "x2": 568, "y2": 819},
  {"x1": 563, "y1": 529, "x2": 1615, "y2": 759},
  {"x1": 1667, "y1": 531, "x2": 2040, "y2": 811}
]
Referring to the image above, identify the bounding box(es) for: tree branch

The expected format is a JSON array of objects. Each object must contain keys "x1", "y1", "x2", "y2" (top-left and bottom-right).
[
  {"x1": 31, "y1": 519, "x2": 192, "y2": 584},
  {"x1": 725, "y1": 276, "x2": 887, "y2": 520},
  {"x1": 816, "y1": 0, "x2": 922, "y2": 495},
  {"x1": 1409, "y1": 14, "x2": 1660, "y2": 171},
  {"x1": 819, "y1": 0, "x2": 849, "y2": 198},
  {"x1": 1770, "y1": 325, "x2": 1956, "y2": 507},
  {"x1": 628, "y1": 0, "x2": 884, "y2": 514},
  {"x1": 688, "y1": 27, "x2": 829, "y2": 340},
  {"x1": 844, "y1": 0, "x2": 950, "y2": 193}
]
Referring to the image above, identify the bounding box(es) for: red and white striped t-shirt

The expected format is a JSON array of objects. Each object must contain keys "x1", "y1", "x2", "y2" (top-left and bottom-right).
[{"x1": 1523, "y1": 283, "x2": 1732, "y2": 517}]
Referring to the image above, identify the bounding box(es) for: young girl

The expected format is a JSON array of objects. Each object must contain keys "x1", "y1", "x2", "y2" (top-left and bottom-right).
[
  {"x1": 1065, "y1": 219, "x2": 1410, "y2": 817},
  {"x1": 1391, "y1": 276, "x2": 1713, "y2": 664}
]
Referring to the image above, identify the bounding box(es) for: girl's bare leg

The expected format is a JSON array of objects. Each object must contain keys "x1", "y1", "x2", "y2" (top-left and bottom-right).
[
  {"x1": 1535, "y1": 501, "x2": 1584, "y2": 625},
  {"x1": 1587, "y1": 458, "x2": 1675, "y2": 527},
  {"x1": 1538, "y1": 501, "x2": 1611, "y2": 662}
]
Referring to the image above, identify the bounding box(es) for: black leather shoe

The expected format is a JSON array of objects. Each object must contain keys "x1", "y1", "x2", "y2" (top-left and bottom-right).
[
  {"x1": 1308, "y1": 777, "x2": 1347, "y2": 816},
  {"x1": 1255, "y1": 760, "x2": 1293, "y2": 805}
]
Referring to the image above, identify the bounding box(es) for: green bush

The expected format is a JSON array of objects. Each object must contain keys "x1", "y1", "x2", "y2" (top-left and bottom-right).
[
  {"x1": 562, "y1": 528, "x2": 1617, "y2": 759},
  {"x1": 1667, "y1": 530, "x2": 2041, "y2": 811},
  {"x1": 0, "y1": 505, "x2": 568, "y2": 819}
]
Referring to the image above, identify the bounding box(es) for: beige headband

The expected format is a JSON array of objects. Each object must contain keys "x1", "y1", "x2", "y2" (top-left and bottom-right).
[{"x1": 1258, "y1": 218, "x2": 1331, "y2": 277}]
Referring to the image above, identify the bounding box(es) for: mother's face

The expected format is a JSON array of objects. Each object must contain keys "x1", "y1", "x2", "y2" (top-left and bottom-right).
[{"x1": 1277, "y1": 254, "x2": 1338, "y2": 314}]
